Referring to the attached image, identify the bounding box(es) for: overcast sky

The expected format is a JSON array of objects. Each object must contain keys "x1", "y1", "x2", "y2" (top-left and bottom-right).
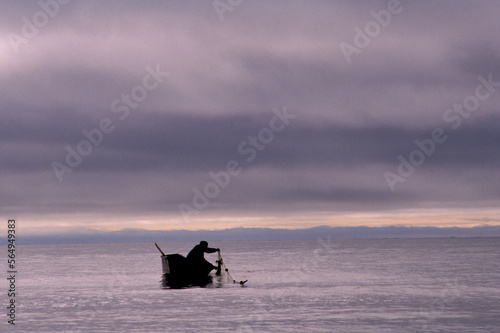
[{"x1": 1, "y1": 0, "x2": 499, "y2": 235}]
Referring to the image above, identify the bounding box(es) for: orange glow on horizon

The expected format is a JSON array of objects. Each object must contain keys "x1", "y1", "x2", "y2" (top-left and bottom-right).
[{"x1": 7, "y1": 207, "x2": 499, "y2": 236}]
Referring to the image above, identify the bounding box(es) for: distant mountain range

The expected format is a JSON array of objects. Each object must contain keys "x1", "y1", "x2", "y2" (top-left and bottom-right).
[{"x1": 12, "y1": 225, "x2": 500, "y2": 245}]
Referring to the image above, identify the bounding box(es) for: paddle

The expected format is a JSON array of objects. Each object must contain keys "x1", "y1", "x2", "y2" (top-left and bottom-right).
[{"x1": 155, "y1": 242, "x2": 165, "y2": 256}]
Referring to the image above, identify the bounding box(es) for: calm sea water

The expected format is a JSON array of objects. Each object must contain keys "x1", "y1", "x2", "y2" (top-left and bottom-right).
[{"x1": 5, "y1": 238, "x2": 500, "y2": 332}]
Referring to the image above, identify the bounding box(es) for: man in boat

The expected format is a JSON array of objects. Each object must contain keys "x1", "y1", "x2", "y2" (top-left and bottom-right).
[{"x1": 186, "y1": 241, "x2": 220, "y2": 274}]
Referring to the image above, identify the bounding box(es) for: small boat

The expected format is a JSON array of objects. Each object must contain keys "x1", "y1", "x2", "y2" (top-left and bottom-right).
[
  {"x1": 161, "y1": 252, "x2": 221, "y2": 288},
  {"x1": 155, "y1": 242, "x2": 247, "y2": 288},
  {"x1": 155, "y1": 242, "x2": 221, "y2": 288}
]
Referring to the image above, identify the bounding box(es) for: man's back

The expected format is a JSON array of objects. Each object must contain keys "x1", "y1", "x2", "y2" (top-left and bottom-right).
[
  {"x1": 186, "y1": 241, "x2": 218, "y2": 263},
  {"x1": 186, "y1": 244, "x2": 204, "y2": 262}
]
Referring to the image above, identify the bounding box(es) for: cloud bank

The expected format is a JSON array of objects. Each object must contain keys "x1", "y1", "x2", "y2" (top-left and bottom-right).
[{"x1": 1, "y1": 1, "x2": 499, "y2": 233}]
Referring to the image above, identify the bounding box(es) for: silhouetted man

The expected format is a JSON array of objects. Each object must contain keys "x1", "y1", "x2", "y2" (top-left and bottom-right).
[{"x1": 186, "y1": 241, "x2": 220, "y2": 274}]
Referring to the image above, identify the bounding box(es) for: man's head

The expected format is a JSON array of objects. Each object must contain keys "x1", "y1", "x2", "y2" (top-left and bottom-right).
[{"x1": 200, "y1": 241, "x2": 208, "y2": 248}]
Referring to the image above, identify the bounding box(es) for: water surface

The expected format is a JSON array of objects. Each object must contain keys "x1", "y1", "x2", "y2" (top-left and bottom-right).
[{"x1": 8, "y1": 238, "x2": 500, "y2": 332}]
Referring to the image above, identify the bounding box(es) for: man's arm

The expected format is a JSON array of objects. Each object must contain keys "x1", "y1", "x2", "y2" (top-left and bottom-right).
[{"x1": 204, "y1": 247, "x2": 220, "y2": 253}]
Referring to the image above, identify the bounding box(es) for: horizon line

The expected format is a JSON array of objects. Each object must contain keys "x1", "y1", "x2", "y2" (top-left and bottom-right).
[{"x1": 8, "y1": 224, "x2": 500, "y2": 245}]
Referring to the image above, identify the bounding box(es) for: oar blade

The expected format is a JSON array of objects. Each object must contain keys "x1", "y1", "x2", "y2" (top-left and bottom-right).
[{"x1": 155, "y1": 242, "x2": 165, "y2": 256}]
